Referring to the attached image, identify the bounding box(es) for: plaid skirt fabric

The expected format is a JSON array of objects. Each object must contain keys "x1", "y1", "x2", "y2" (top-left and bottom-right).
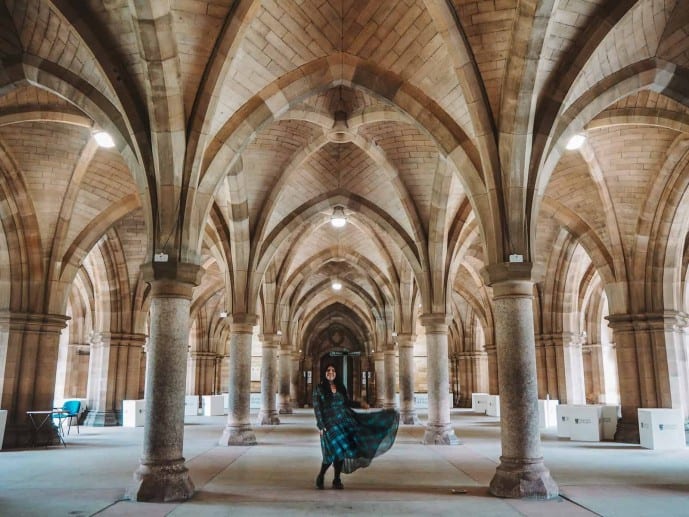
[{"x1": 314, "y1": 387, "x2": 399, "y2": 474}]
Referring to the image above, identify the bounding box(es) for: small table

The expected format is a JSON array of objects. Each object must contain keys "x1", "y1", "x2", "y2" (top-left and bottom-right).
[{"x1": 26, "y1": 409, "x2": 66, "y2": 448}]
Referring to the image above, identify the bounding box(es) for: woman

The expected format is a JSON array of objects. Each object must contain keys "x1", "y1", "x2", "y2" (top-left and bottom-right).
[{"x1": 313, "y1": 363, "x2": 399, "y2": 489}]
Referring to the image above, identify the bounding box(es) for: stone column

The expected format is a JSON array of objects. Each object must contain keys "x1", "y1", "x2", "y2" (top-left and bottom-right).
[
  {"x1": 187, "y1": 351, "x2": 217, "y2": 396},
  {"x1": 372, "y1": 351, "x2": 385, "y2": 407},
  {"x1": 85, "y1": 332, "x2": 146, "y2": 426},
  {"x1": 398, "y1": 334, "x2": 418, "y2": 423},
  {"x1": 278, "y1": 344, "x2": 292, "y2": 414},
  {"x1": 219, "y1": 353, "x2": 230, "y2": 393},
  {"x1": 606, "y1": 312, "x2": 686, "y2": 443},
  {"x1": 420, "y1": 314, "x2": 459, "y2": 445},
  {"x1": 220, "y1": 314, "x2": 257, "y2": 445},
  {"x1": 383, "y1": 346, "x2": 397, "y2": 409},
  {"x1": 457, "y1": 350, "x2": 488, "y2": 406},
  {"x1": 0, "y1": 312, "x2": 68, "y2": 448},
  {"x1": 258, "y1": 334, "x2": 280, "y2": 425},
  {"x1": 485, "y1": 342, "x2": 499, "y2": 395},
  {"x1": 129, "y1": 262, "x2": 202, "y2": 502},
  {"x1": 290, "y1": 351, "x2": 300, "y2": 407},
  {"x1": 484, "y1": 268, "x2": 558, "y2": 499}
]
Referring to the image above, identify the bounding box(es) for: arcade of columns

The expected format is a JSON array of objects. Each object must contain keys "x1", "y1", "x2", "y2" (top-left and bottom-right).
[{"x1": 2, "y1": 0, "x2": 689, "y2": 504}]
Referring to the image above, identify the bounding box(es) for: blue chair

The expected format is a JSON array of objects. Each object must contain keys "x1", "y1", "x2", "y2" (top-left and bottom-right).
[{"x1": 53, "y1": 400, "x2": 81, "y2": 435}]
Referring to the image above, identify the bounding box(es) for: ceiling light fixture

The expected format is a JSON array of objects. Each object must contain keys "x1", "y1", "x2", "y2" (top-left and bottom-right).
[
  {"x1": 93, "y1": 130, "x2": 115, "y2": 148},
  {"x1": 566, "y1": 133, "x2": 586, "y2": 150},
  {"x1": 331, "y1": 279, "x2": 342, "y2": 291},
  {"x1": 330, "y1": 206, "x2": 347, "y2": 228}
]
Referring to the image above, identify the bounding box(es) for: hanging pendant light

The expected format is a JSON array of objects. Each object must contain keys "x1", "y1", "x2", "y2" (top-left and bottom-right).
[
  {"x1": 330, "y1": 206, "x2": 347, "y2": 228},
  {"x1": 566, "y1": 133, "x2": 586, "y2": 150},
  {"x1": 93, "y1": 130, "x2": 115, "y2": 148}
]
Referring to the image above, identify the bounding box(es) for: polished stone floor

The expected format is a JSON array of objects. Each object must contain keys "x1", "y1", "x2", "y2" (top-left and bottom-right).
[{"x1": 2, "y1": 408, "x2": 689, "y2": 516}]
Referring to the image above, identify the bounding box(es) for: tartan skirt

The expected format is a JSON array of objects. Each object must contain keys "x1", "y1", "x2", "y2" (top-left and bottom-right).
[{"x1": 320, "y1": 395, "x2": 399, "y2": 474}]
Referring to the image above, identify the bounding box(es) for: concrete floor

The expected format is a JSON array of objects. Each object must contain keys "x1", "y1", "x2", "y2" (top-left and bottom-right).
[{"x1": 2, "y1": 408, "x2": 689, "y2": 517}]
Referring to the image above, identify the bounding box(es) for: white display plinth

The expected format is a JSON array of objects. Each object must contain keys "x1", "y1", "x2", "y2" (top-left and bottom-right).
[
  {"x1": 471, "y1": 393, "x2": 489, "y2": 413},
  {"x1": 569, "y1": 405, "x2": 602, "y2": 442},
  {"x1": 222, "y1": 393, "x2": 229, "y2": 410},
  {"x1": 185, "y1": 395, "x2": 199, "y2": 416},
  {"x1": 486, "y1": 395, "x2": 500, "y2": 417},
  {"x1": 600, "y1": 405, "x2": 620, "y2": 440},
  {"x1": 202, "y1": 395, "x2": 225, "y2": 416},
  {"x1": 0, "y1": 409, "x2": 7, "y2": 449},
  {"x1": 638, "y1": 408, "x2": 686, "y2": 450},
  {"x1": 538, "y1": 399, "x2": 559, "y2": 429},
  {"x1": 556, "y1": 404, "x2": 574, "y2": 437},
  {"x1": 122, "y1": 399, "x2": 145, "y2": 427},
  {"x1": 413, "y1": 393, "x2": 428, "y2": 408}
]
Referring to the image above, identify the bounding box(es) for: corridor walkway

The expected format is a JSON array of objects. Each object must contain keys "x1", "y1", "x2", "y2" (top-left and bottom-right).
[{"x1": 2, "y1": 409, "x2": 689, "y2": 516}]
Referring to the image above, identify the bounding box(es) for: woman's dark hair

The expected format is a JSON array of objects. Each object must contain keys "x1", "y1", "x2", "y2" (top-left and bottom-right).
[{"x1": 319, "y1": 363, "x2": 346, "y2": 398}]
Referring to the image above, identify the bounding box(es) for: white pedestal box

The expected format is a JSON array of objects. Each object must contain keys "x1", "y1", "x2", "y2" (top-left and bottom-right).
[
  {"x1": 638, "y1": 408, "x2": 686, "y2": 450},
  {"x1": 185, "y1": 395, "x2": 199, "y2": 416},
  {"x1": 222, "y1": 393, "x2": 229, "y2": 410},
  {"x1": 0, "y1": 409, "x2": 7, "y2": 449},
  {"x1": 413, "y1": 393, "x2": 428, "y2": 409},
  {"x1": 569, "y1": 405, "x2": 602, "y2": 442},
  {"x1": 600, "y1": 405, "x2": 620, "y2": 440},
  {"x1": 556, "y1": 404, "x2": 574, "y2": 437},
  {"x1": 486, "y1": 395, "x2": 500, "y2": 417},
  {"x1": 202, "y1": 395, "x2": 225, "y2": 416},
  {"x1": 538, "y1": 399, "x2": 559, "y2": 429},
  {"x1": 122, "y1": 399, "x2": 145, "y2": 427},
  {"x1": 471, "y1": 393, "x2": 489, "y2": 413}
]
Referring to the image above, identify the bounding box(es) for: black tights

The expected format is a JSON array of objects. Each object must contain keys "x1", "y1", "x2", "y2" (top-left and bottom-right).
[{"x1": 319, "y1": 459, "x2": 343, "y2": 479}]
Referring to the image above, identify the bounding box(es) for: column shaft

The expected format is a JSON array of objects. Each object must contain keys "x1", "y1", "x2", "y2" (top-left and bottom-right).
[
  {"x1": 278, "y1": 345, "x2": 292, "y2": 414},
  {"x1": 398, "y1": 334, "x2": 418, "y2": 423},
  {"x1": 129, "y1": 262, "x2": 202, "y2": 502},
  {"x1": 420, "y1": 314, "x2": 459, "y2": 445},
  {"x1": 0, "y1": 313, "x2": 67, "y2": 448},
  {"x1": 372, "y1": 352, "x2": 385, "y2": 407},
  {"x1": 383, "y1": 347, "x2": 396, "y2": 408},
  {"x1": 290, "y1": 352, "x2": 300, "y2": 407},
  {"x1": 488, "y1": 278, "x2": 558, "y2": 499},
  {"x1": 220, "y1": 314, "x2": 257, "y2": 445},
  {"x1": 85, "y1": 332, "x2": 145, "y2": 426},
  {"x1": 259, "y1": 334, "x2": 280, "y2": 425}
]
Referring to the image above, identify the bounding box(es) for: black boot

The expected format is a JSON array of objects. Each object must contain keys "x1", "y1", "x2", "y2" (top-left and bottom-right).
[
  {"x1": 332, "y1": 459, "x2": 343, "y2": 489},
  {"x1": 316, "y1": 462, "x2": 330, "y2": 489}
]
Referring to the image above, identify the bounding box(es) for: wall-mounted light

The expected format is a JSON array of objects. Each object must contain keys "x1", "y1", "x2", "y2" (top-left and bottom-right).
[
  {"x1": 277, "y1": 329, "x2": 282, "y2": 336},
  {"x1": 93, "y1": 130, "x2": 115, "y2": 148},
  {"x1": 330, "y1": 206, "x2": 347, "y2": 228},
  {"x1": 219, "y1": 311, "x2": 228, "y2": 318},
  {"x1": 391, "y1": 332, "x2": 397, "y2": 337},
  {"x1": 331, "y1": 279, "x2": 342, "y2": 291},
  {"x1": 566, "y1": 133, "x2": 586, "y2": 150}
]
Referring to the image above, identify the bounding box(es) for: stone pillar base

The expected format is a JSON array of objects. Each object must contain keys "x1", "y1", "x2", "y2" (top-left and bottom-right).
[
  {"x1": 401, "y1": 410, "x2": 420, "y2": 425},
  {"x1": 259, "y1": 410, "x2": 280, "y2": 425},
  {"x1": 423, "y1": 424, "x2": 461, "y2": 445},
  {"x1": 84, "y1": 409, "x2": 119, "y2": 427},
  {"x1": 220, "y1": 425, "x2": 257, "y2": 445},
  {"x1": 127, "y1": 459, "x2": 195, "y2": 502},
  {"x1": 489, "y1": 457, "x2": 558, "y2": 499},
  {"x1": 614, "y1": 420, "x2": 640, "y2": 444},
  {"x1": 278, "y1": 405, "x2": 293, "y2": 414}
]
